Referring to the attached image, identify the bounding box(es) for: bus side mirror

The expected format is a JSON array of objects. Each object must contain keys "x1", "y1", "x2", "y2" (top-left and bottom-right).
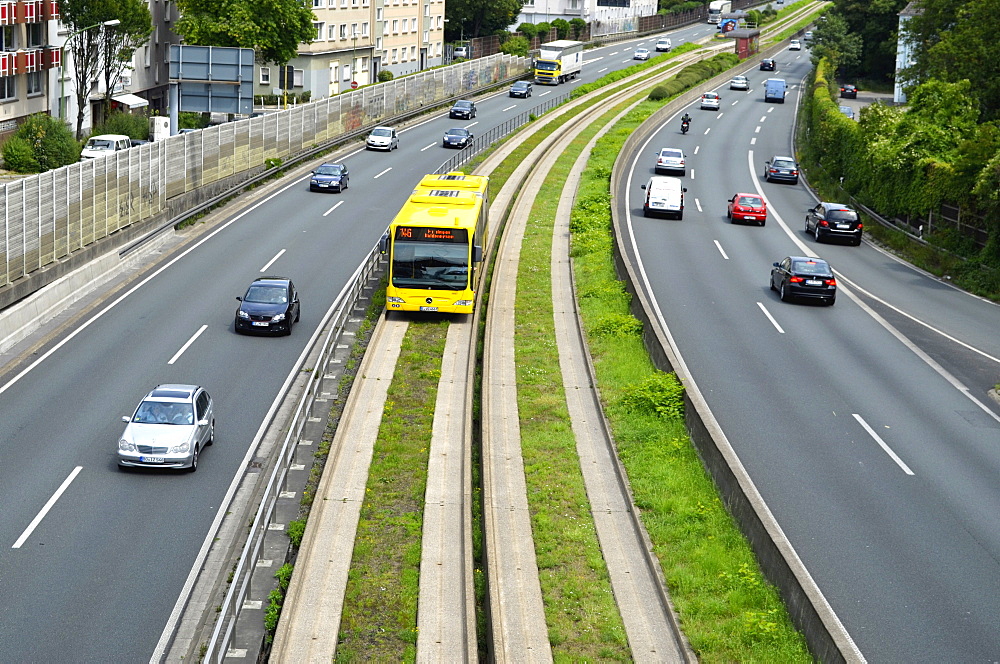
[
  {"x1": 379, "y1": 233, "x2": 388, "y2": 254},
  {"x1": 473, "y1": 245, "x2": 483, "y2": 263}
]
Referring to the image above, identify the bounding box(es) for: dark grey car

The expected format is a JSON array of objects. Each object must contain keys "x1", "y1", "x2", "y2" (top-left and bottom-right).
[
  {"x1": 449, "y1": 100, "x2": 477, "y2": 119},
  {"x1": 763, "y1": 156, "x2": 799, "y2": 184},
  {"x1": 805, "y1": 202, "x2": 864, "y2": 245}
]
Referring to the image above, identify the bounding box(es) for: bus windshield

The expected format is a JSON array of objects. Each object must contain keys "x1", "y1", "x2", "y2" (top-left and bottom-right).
[{"x1": 391, "y1": 241, "x2": 470, "y2": 290}]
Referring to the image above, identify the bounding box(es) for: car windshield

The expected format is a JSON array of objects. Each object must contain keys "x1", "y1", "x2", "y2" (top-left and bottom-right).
[
  {"x1": 86, "y1": 140, "x2": 115, "y2": 150},
  {"x1": 245, "y1": 285, "x2": 288, "y2": 304},
  {"x1": 513, "y1": 82, "x2": 528, "y2": 89},
  {"x1": 134, "y1": 400, "x2": 194, "y2": 425},
  {"x1": 447, "y1": 129, "x2": 469, "y2": 137},
  {"x1": 737, "y1": 196, "x2": 762, "y2": 206},
  {"x1": 828, "y1": 209, "x2": 858, "y2": 222},
  {"x1": 371, "y1": 128, "x2": 392, "y2": 137},
  {"x1": 316, "y1": 165, "x2": 343, "y2": 175},
  {"x1": 704, "y1": 93, "x2": 718, "y2": 99},
  {"x1": 773, "y1": 159, "x2": 795, "y2": 168},
  {"x1": 793, "y1": 260, "x2": 830, "y2": 275},
  {"x1": 454, "y1": 102, "x2": 472, "y2": 109}
]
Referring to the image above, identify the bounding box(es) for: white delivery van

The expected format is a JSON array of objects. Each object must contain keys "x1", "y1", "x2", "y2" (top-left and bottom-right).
[
  {"x1": 641, "y1": 176, "x2": 687, "y2": 219},
  {"x1": 80, "y1": 134, "x2": 132, "y2": 160}
]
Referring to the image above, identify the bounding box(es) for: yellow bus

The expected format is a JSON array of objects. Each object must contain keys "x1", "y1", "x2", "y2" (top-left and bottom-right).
[{"x1": 381, "y1": 173, "x2": 489, "y2": 314}]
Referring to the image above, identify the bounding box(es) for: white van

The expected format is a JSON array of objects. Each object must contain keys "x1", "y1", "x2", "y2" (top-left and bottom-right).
[
  {"x1": 655, "y1": 38, "x2": 672, "y2": 52},
  {"x1": 764, "y1": 78, "x2": 787, "y2": 103},
  {"x1": 80, "y1": 134, "x2": 132, "y2": 160},
  {"x1": 641, "y1": 176, "x2": 687, "y2": 219}
]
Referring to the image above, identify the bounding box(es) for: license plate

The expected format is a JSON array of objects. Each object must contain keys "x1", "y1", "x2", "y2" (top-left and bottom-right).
[
  {"x1": 744, "y1": 216, "x2": 756, "y2": 220},
  {"x1": 805, "y1": 279, "x2": 822, "y2": 286},
  {"x1": 252, "y1": 321, "x2": 269, "y2": 327},
  {"x1": 836, "y1": 223, "x2": 850, "y2": 229},
  {"x1": 140, "y1": 456, "x2": 164, "y2": 463},
  {"x1": 419, "y1": 306, "x2": 438, "y2": 312}
]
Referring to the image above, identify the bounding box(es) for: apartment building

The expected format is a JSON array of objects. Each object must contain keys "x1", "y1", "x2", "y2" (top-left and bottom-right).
[
  {"x1": 0, "y1": 0, "x2": 62, "y2": 140},
  {"x1": 515, "y1": 0, "x2": 658, "y2": 36},
  {"x1": 257, "y1": 0, "x2": 444, "y2": 100}
]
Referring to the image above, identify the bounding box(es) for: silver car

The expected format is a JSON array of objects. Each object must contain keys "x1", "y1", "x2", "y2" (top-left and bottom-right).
[
  {"x1": 700, "y1": 92, "x2": 721, "y2": 110},
  {"x1": 117, "y1": 384, "x2": 214, "y2": 472},
  {"x1": 654, "y1": 147, "x2": 686, "y2": 175},
  {"x1": 366, "y1": 126, "x2": 398, "y2": 151},
  {"x1": 729, "y1": 75, "x2": 749, "y2": 90}
]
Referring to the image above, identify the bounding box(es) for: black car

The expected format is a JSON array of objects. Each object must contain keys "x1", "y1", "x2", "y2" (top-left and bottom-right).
[
  {"x1": 309, "y1": 163, "x2": 349, "y2": 192},
  {"x1": 235, "y1": 276, "x2": 300, "y2": 335},
  {"x1": 760, "y1": 58, "x2": 776, "y2": 71},
  {"x1": 840, "y1": 84, "x2": 857, "y2": 99},
  {"x1": 770, "y1": 256, "x2": 837, "y2": 305},
  {"x1": 509, "y1": 81, "x2": 532, "y2": 98},
  {"x1": 763, "y1": 155, "x2": 799, "y2": 184},
  {"x1": 443, "y1": 127, "x2": 474, "y2": 148},
  {"x1": 805, "y1": 202, "x2": 863, "y2": 245},
  {"x1": 449, "y1": 100, "x2": 477, "y2": 119}
]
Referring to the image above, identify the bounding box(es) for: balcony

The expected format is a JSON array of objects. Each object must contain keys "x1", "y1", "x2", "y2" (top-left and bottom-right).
[
  {"x1": 0, "y1": 47, "x2": 59, "y2": 76},
  {"x1": 0, "y1": 0, "x2": 59, "y2": 24}
]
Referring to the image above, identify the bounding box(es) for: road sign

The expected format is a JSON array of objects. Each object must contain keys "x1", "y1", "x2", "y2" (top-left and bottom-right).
[{"x1": 351, "y1": 81, "x2": 358, "y2": 89}]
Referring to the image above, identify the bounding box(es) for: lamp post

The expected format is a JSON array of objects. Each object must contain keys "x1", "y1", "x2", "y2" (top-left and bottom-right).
[
  {"x1": 351, "y1": 30, "x2": 358, "y2": 87},
  {"x1": 59, "y1": 19, "x2": 120, "y2": 121}
]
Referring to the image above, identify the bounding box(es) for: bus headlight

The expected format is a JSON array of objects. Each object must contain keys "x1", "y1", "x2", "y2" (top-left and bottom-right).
[{"x1": 387, "y1": 296, "x2": 405, "y2": 303}]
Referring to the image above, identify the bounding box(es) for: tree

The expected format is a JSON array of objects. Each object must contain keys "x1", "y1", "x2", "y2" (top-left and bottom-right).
[
  {"x1": 826, "y1": 0, "x2": 908, "y2": 82},
  {"x1": 517, "y1": 22, "x2": 539, "y2": 40},
  {"x1": 174, "y1": 0, "x2": 316, "y2": 65},
  {"x1": 58, "y1": 0, "x2": 144, "y2": 138},
  {"x1": 551, "y1": 18, "x2": 570, "y2": 40},
  {"x1": 500, "y1": 35, "x2": 529, "y2": 57},
  {"x1": 1, "y1": 113, "x2": 79, "y2": 173},
  {"x1": 570, "y1": 18, "x2": 587, "y2": 39},
  {"x1": 809, "y1": 11, "x2": 862, "y2": 74},
  {"x1": 444, "y1": 0, "x2": 523, "y2": 41},
  {"x1": 96, "y1": 0, "x2": 152, "y2": 122}
]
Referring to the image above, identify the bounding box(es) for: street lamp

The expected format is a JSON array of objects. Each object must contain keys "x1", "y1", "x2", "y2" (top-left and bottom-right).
[
  {"x1": 59, "y1": 19, "x2": 120, "y2": 121},
  {"x1": 351, "y1": 30, "x2": 358, "y2": 87}
]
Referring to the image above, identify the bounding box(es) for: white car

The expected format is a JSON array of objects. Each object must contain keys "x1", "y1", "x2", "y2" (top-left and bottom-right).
[
  {"x1": 366, "y1": 126, "x2": 398, "y2": 151},
  {"x1": 700, "y1": 92, "x2": 721, "y2": 110},
  {"x1": 654, "y1": 147, "x2": 686, "y2": 175},
  {"x1": 729, "y1": 75, "x2": 749, "y2": 90},
  {"x1": 655, "y1": 38, "x2": 672, "y2": 52},
  {"x1": 804, "y1": 30, "x2": 814, "y2": 41},
  {"x1": 117, "y1": 384, "x2": 214, "y2": 472},
  {"x1": 789, "y1": 39, "x2": 802, "y2": 50},
  {"x1": 634, "y1": 48, "x2": 651, "y2": 61}
]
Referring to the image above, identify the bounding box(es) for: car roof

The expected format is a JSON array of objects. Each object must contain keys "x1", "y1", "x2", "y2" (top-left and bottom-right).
[
  {"x1": 772, "y1": 155, "x2": 795, "y2": 161},
  {"x1": 734, "y1": 192, "x2": 762, "y2": 198},
  {"x1": 820, "y1": 202, "x2": 853, "y2": 209},
  {"x1": 446, "y1": 127, "x2": 469, "y2": 133},
  {"x1": 454, "y1": 100, "x2": 473, "y2": 105},
  {"x1": 148, "y1": 384, "x2": 200, "y2": 401},
  {"x1": 788, "y1": 256, "x2": 830, "y2": 266},
  {"x1": 371, "y1": 126, "x2": 393, "y2": 132},
  {"x1": 251, "y1": 276, "x2": 292, "y2": 287}
]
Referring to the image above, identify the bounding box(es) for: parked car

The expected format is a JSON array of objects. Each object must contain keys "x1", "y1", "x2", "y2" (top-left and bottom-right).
[
  {"x1": 449, "y1": 100, "x2": 477, "y2": 119},
  {"x1": 763, "y1": 155, "x2": 799, "y2": 184},
  {"x1": 655, "y1": 38, "x2": 672, "y2": 52},
  {"x1": 840, "y1": 84, "x2": 858, "y2": 99},
  {"x1": 366, "y1": 126, "x2": 398, "y2": 151},
  {"x1": 454, "y1": 45, "x2": 469, "y2": 59},
  {"x1": 700, "y1": 91, "x2": 721, "y2": 110},
  {"x1": 760, "y1": 58, "x2": 776, "y2": 71},
  {"x1": 117, "y1": 384, "x2": 214, "y2": 471},
  {"x1": 443, "y1": 127, "x2": 474, "y2": 148},
  {"x1": 654, "y1": 147, "x2": 686, "y2": 175},
  {"x1": 235, "y1": 276, "x2": 301, "y2": 335},
  {"x1": 310, "y1": 163, "x2": 349, "y2": 192},
  {"x1": 729, "y1": 75, "x2": 749, "y2": 90},
  {"x1": 770, "y1": 256, "x2": 837, "y2": 305},
  {"x1": 509, "y1": 81, "x2": 533, "y2": 98},
  {"x1": 727, "y1": 193, "x2": 767, "y2": 226},
  {"x1": 789, "y1": 39, "x2": 802, "y2": 50},
  {"x1": 129, "y1": 138, "x2": 150, "y2": 147},
  {"x1": 80, "y1": 134, "x2": 131, "y2": 160},
  {"x1": 805, "y1": 202, "x2": 864, "y2": 245},
  {"x1": 634, "y1": 48, "x2": 651, "y2": 60}
]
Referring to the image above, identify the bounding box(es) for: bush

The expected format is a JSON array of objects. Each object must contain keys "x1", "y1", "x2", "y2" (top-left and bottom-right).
[
  {"x1": 517, "y1": 22, "x2": 539, "y2": 39},
  {"x1": 91, "y1": 112, "x2": 149, "y2": 140},
  {"x1": 570, "y1": 18, "x2": 587, "y2": 39},
  {"x1": 2, "y1": 136, "x2": 40, "y2": 172},
  {"x1": 648, "y1": 85, "x2": 671, "y2": 101},
  {"x1": 551, "y1": 18, "x2": 570, "y2": 40},
  {"x1": 500, "y1": 35, "x2": 530, "y2": 57},
  {"x1": 377, "y1": 69, "x2": 394, "y2": 82},
  {"x1": 2, "y1": 113, "x2": 78, "y2": 172},
  {"x1": 535, "y1": 21, "x2": 551, "y2": 38},
  {"x1": 619, "y1": 372, "x2": 685, "y2": 420}
]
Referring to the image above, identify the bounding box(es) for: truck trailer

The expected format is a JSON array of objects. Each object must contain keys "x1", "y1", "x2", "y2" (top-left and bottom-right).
[
  {"x1": 534, "y1": 40, "x2": 584, "y2": 85},
  {"x1": 707, "y1": 0, "x2": 732, "y2": 23}
]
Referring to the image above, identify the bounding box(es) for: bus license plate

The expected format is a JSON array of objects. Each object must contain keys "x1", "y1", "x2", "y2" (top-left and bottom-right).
[{"x1": 420, "y1": 306, "x2": 438, "y2": 312}]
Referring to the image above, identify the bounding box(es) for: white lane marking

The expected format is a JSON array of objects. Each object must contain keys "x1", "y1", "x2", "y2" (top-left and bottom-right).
[
  {"x1": 374, "y1": 167, "x2": 392, "y2": 178},
  {"x1": 751, "y1": 137, "x2": 757, "y2": 145},
  {"x1": 261, "y1": 248, "x2": 285, "y2": 272},
  {"x1": 465, "y1": 121, "x2": 479, "y2": 129},
  {"x1": 756, "y1": 302, "x2": 784, "y2": 333},
  {"x1": 622, "y1": 59, "x2": 632, "y2": 64},
  {"x1": 323, "y1": 200, "x2": 344, "y2": 216},
  {"x1": 573, "y1": 78, "x2": 584, "y2": 84},
  {"x1": 598, "y1": 67, "x2": 608, "y2": 73},
  {"x1": 690, "y1": 168, "x2": 695, "y2": 180},
  {"x1": 502, "y1": 105, "x2": 516, "y2": 112},
  {"x1": 768, "y1": 107, "x2": 775, "y2": 113},
  {"x1": 704, "y1": 127, "x2": 711, "y2": 135},
  {"x1": 588, "y1": 55, "x2": 605, "y2": 62},
  {"x1": 694, "y1": 146, "x2": 700, "y2": 155},
  {"x1": 853, "y1": 414, "x2": 915, "y2": 475},
  {"x1": 420, "y1": 143, "x2": 436, "y2": 151},
  {"x1": 168, "y1": 324, "x2": 208, "y2": 365},
  {"x1": 13, "y1": 466, "x2": 83, "y2": 548},
  {"x1": 716, "y1": 112, "x2": 724, "y2": 119},
  {"x1": 732, "y1": 99, "x2": 740, "y2": 106},
  {"x1": 695, "y1": 198, "x2": 703, "y2": 212},
  {"x1": 540, "y1": 90, "x2": 551, "y2": 96},
  {"x1": 714, "y1": 240, "x2": 729, "y2": 260},
  {"x1": 760, "y1": 115, "x2": 767, "y2": 122},
  {"x1": 754, "y1": 126, "x2": 761, "y2": 133}
]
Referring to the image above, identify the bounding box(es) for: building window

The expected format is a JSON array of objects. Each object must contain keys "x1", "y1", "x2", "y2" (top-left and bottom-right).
[
  {"x1": 328, "y1": 25, "x2": 336, "y2": 39},
  {"x1": 26, "y1": 70, "x2": 42, "y2": 95},
  {"x1": 293, "y1": 69, "x2": 304, "y2": 87},
  {"x1": 360, "y1": 56, "x2": 368, "y2": 71},
  {"x1": 392, "y1": 19, "x2": 398, "y2": 33},
  {"x1": 351, "y1": 23, "x2": 358, "y2": 38},
  {"x1": 376, "y1": 8, "x2": 383, "y2": 20},
  {"x1": 412, "y1": 18, "x2": 418, "y2": 31},
  {"x1": 391, "y1": 48, "x2": 397, "y2": 62},
  {"x1": 340, "y1": 24, "x2": 347, "y2": 39},
  {"x1": 313, "y1": 0, "x2": 324, "y2": 6},
  {"x1": 27, "y1": 23, "x2": 44, "y2": 47},
  {"x1": 1, "y1": 25, "x2": 16, "y2": 50},
  {"x1": 260, "y1": 67, "x2": 271, "y2": 84},
  {"x1": 362, "y1": 22, "x2": 369, "y2": 36},
  {"x1": 523, "y1": 0, "x2": 534, "y2": 6},
  {"x1": 314, "y1": 22, "x2": 324, "y2": 40},
  {"x1": 376, "y1": 36, "x2": 382, "y2": 51},
  {"x1": 0, "y1": 76, "x2": 16, "y2": 101}
]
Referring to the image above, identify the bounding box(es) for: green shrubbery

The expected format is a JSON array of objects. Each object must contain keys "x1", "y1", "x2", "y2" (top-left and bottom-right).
[
  {"x1": 91, "y1": 112, "x2": 149, "y2": 140},
  {"x1": 1, "y1": 113, "x2": 79, "y2": 173},
  {"x1": 500, "y1": 36, "x2": 529, "y2": 57}
]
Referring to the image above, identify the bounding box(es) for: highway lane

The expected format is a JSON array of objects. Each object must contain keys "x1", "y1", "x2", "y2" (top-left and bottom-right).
[
  {"x1": 621, "y1": 47, "x2": 1000, "y2": 660},
  {"x1": 0, "y1": 25, "x2": 707, "y2": 661}
]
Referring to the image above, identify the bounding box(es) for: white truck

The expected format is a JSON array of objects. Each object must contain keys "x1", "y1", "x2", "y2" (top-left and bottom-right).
[
  {"x1": 707, "y1": 0, "x2": 732, "y2": 23},
  {"x1": 534, "y1": 40, "x2": 584, "y2": 85}
]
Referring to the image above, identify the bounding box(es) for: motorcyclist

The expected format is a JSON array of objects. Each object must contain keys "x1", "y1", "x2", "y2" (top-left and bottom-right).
[{"x1": 681, "y1": 113, "x2": 692, "y2": 132}]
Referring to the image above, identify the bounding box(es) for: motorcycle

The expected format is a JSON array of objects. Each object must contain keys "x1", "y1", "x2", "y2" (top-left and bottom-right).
[{"x1": 681, "y1": 120, "x2": 690, "y2": 134}]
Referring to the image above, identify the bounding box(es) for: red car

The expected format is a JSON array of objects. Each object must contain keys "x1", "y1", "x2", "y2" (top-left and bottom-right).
[{"x1": 727, "y1": 193, "x2": 767, "y2": 226}]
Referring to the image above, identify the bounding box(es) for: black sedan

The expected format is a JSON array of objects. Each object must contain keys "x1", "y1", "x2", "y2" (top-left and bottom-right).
[
  {"x1": 760, "y1": 58, "x2": 776, "y2": 71},
  {"x1": 309, "y1": 163, "x2": 349, "y2": 192},
  {"x1": 443, "y1": 127, "x2": 474, "y2": 149},
  {"x1": 235, "y1": 276, "x2": 301, "y2": 335},
  {"x1": 449, "y1": 100, "x2": 476, "y2": 119},
  {"x1": 770, "y1": 256, "x2": 837, "y2": 305},
  {"x1": 840, "y1": 84, "x2": 858, "y2": 99},
  {"x1": 763, "y1": 155, "x2": 799, "y2": 184},
  {"x1": 509, "y1": 81, "x2": 532, "y2": 98}
]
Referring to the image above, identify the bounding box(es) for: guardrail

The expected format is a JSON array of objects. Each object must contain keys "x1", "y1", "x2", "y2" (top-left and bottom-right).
[
  {"x1": 434, "y1": 92, "x2": 570, "y2": 173},
  {"x1": 200, "y1": 245, "x2": 384, "y2": 662}
]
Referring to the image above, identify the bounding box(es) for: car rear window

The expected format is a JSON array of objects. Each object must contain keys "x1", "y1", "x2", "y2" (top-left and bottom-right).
[
  {"x1": 773, "y1": 159, "x2": 795, "y2": 168},
  {"x1": 738, "y1": 196, "x2": 762, "y2": 206},
  {"x1": 793, "y1": 261, "x2": 830, "y2": 275},
  {"x1": 661, "y1": 149, "x2": 682, "y2": 158},
  {"x1": 827, "y1": 209, "x2": 858, "y2": 222}
]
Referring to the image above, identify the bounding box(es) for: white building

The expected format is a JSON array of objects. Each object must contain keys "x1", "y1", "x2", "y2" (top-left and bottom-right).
[
  {"x1": 894, "y1": 1, "x2": 921, "y2": 104},
  {"x1": 514, "y1": 0, "x2": 658, "y2": 37}
]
